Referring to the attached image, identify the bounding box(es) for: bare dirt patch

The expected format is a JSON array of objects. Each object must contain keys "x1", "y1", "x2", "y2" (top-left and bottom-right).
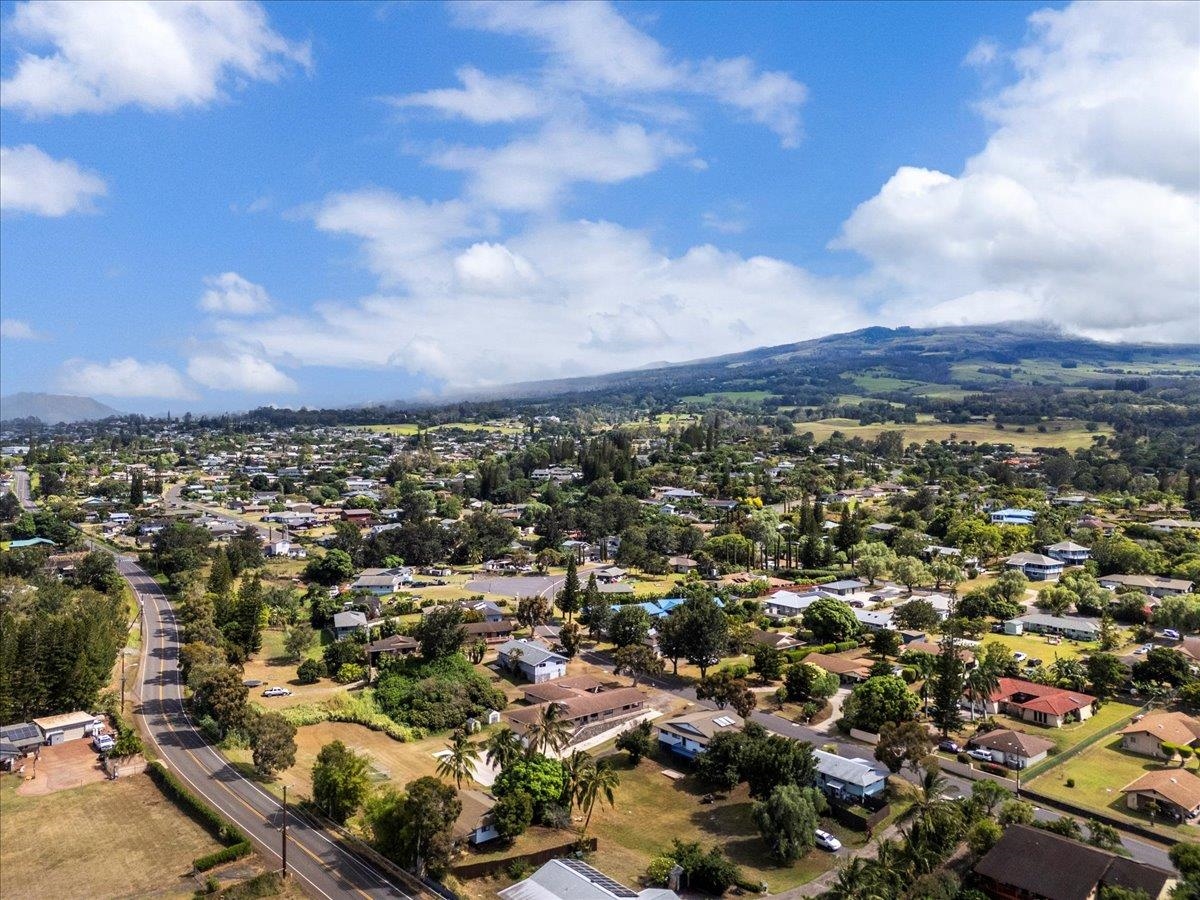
[{"x1": 15, "y1": 740, "x2": 107, "y2": 796}]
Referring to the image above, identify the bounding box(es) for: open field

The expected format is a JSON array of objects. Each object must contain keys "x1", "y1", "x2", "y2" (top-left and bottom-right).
[
  {"x1": 1029, "y1": 734, "x2": 1196, "y2": 834},
  {"x1": 794, "y1": 418, "x2": 1109, "y2": 451},
  {"x1": 680, "y1": 390, "x2": 781, "y2": 404},
  {"x1": 0, "y1": 772, "x2": 223, "y2": 899},
  {"x1": 460, "y1": 752, "x2": 852, "y2": 897}
]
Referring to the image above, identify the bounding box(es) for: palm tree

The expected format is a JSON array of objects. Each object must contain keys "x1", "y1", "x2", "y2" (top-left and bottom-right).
[
  {"x1": 484, "y1": 727, "x2": 523, "y2": 772},
  {"x1": 526, "y1": 703, "x2": 572, "y2": 757},
  {"x1": 436, "y1": 729, "x2": 480, "y2": 789},
  {"x1": 560, "y1": 749, "x2": 593, "y2": 809},
  {"x1": 826, "y1": 858, "x2": 869, "y2": 900},
  {"x1": 966, "y1": 664, "x2": 1000, "y2": 722},
  {"x1": 575, "y1": 763, "x2": 620, "y2": 838}
]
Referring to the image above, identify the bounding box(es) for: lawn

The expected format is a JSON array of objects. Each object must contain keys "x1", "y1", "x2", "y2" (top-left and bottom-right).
[
  {"x1": 679, "y1": 390, "x2": 781, "y2": 404},
  {"x1": 459, "y1": 753, "x2": 850, "y2": 896},
  {"x1": 1029, "y1": 735, "x2": 1196, "y2": 834},
  {"x1": 793, "y1": 419, "x2": 1109, "y2": 452},
  {"x1": 0, "y1": 772, "x2": 223, "y2": 899}
]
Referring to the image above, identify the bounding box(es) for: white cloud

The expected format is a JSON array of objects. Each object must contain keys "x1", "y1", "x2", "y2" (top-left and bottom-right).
[
  {"x1": 2, "y1": 0, "x2": 309, "y2": 116},
  {"x1": 56, "y1": 357, "x2": 192, "y2": 398},
  {"x1": 964, "y1": 39, "x2": 999, "y2": 68},
  {"x1": 187, "y1": 353, "x2": 297, "y2": 392},
  {"x1": 433, "y1": 121, "x2": 690, "y2": 211},
  {"x1": 835, "y1": 0, "x2": 1200, "y2": 343},
  {"x1": 453, "y1": 242, "x2": 540, "y2": 294},
  {"x1": 701, "y1": 207, "x2": 748, "y2": 234},
  {"x1": 453, "y1": 0, "x2": 806, "y2": 146},
  {"x1": 0, "y1": 144, "x2": 106, "y2": 216},
  {"x1": 312, "y1": 190, "x2": 488, "y2": 289},
  {"x1": 199, "y1": 272, "x2": 272, "y2": 315},
  {"x1": 214, "y1": 215, "x2": 862, "y2": 388},
  {"x1": 390, "y1": 66, "x2": 543, "y2": 123},
  {"x1": 0, "y1": 319, "x2": 41, "y2": 340}
]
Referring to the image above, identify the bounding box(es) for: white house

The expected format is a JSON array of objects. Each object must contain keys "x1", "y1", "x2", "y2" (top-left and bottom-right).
[{"x1": 496, "y1": 639, "x2": 568, "y2": 683}]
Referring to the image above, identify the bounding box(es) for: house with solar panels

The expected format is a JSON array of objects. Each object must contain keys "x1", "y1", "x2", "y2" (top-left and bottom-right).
[
  {"x1": 655, "y1": 709, "x2": 744, "y2": 759},
  {"x1": 0, "y1": 722, "x2": 43, "y2": 770},
  {"x1": 500, "y1": 858, "x2": 680, "y2": 900}
]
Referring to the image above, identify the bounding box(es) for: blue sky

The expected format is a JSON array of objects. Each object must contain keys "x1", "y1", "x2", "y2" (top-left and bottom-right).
[{"x1": 1, "y1": 1, "x2": 1197, "y2": 413}]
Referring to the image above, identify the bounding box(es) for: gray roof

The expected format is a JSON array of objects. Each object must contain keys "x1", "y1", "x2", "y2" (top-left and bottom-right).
[
  {"x1": 814, "y1": 749, "x2": 888, "y2": 788},
  {"x1": 499, "y1": 859, "x2": 674, "y2": 900},
  {"x1": 1018, "y1": 612, "x2": 1099, "y2": 634},
  {"x1": 496, "y1": 639, "x2": 567, "y2": 668},
  {"x1": 333, "y1": 610, "x2": 368, "y2": 629}
]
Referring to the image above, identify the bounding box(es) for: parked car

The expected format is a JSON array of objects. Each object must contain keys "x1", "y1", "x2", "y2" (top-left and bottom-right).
[
  {"x1": 1027, "y1": 658, "x2": 1043, "y2": 667},
  {"x1": 814, "y1": 829, "x2": 842, "y2": 852},
  {"x1": 93, "y1": 733, "x2": 115, "y2": 753},
  {"x1": 262, "y1": 687, "x2": 292, "y2": 697},
  {"x1": 938, "y1": 740, "x2": 961, "y2": 753},
  {"x1": 1135, "y1": 644, "x2": 1153, "y2": 655},
  {"x1": 968, "y1": 748, "x2": 993, "y2": 762},
  {"x1": 1163, "y1": 629, "x2": 1181, "y2": 640},
  {"x1": 1013, "y1": 652, "x2": 1028, "y2": 662}
]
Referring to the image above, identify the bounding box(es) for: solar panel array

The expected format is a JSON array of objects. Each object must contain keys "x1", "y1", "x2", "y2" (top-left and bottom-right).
[
  {"x1": 713, "y1": 716, "x2": 736, "y2": 727},
  {"x1": 0, "y1": 723, "x2": 40, "y2": 743},
  {"x1": 559, "y1": 858, "x2": 639, "y2": 898}
]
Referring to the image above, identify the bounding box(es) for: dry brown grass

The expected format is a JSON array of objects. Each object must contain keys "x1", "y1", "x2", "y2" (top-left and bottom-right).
[{"x1": 0, "y1": 772, "x2": 223, "y2": 899}]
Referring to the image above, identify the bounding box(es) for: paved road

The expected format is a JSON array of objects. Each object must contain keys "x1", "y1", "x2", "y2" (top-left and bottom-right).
[
  {"x1": 12, "y1": 466, "x2": 36, "y2": 511},
  {"x1": 124, "y1": 555, "x2": 416, "y2": 898},
  {"x1": 579, "y1": 649, "x2": 1176, "y2": 871}
]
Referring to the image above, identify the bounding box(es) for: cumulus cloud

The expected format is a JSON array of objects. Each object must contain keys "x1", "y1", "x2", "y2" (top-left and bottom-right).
[
  {"x1": 433, "y1": 121, "x2": 690, "y2": 211},
  {"x1": 390, "y1": 67, "x2": 543, "y2": 123},
  {"x1": 835, "y1": 0, "x2": 1200, "y2": 343},
  {"x1": 0, "y1": 144, "x2": 106, "y2": 216},
  {"x1": 454, "y1": 1, "x2": 806, "y2": 145},
  {"x1": 214, "y1": 214, "x2": 861, "y2": 387},
  {"x1": 187, "y1": 352, "x2": 297, "y2": 392},
  {"x1": 56, "y1": 357, "x2": 192, "y2": 398},
  {"x1": 2, "y1": 0, "x2": 310, "y2": 116},
  {"x1": 199, "y1": 272, "x2": 273, "y2": 315},
  {"x1": 0, "y1": 319, "x2": 42, "y2": 340}
]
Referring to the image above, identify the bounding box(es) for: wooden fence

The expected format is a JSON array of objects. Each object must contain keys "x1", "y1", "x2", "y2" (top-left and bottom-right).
[{"x1": 451, "y1": 838, "x2": 599, "y2": 881}]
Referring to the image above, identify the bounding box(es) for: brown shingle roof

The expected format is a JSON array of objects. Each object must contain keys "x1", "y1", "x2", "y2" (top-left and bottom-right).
[
  {"x1": 969, "y1": 728, "x2": 1054, "y2": 759},
  {"x1": 1121, "y1": 768, "x2": 1200, "y2": 813},
  {"x1": 1119, "y1": 712, "x2": 1200, "y2": 746}
]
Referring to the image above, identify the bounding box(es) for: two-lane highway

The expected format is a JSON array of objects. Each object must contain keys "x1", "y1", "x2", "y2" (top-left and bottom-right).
[{"x1": 124, "y1": 556, "x2": 414, "y2": 899}]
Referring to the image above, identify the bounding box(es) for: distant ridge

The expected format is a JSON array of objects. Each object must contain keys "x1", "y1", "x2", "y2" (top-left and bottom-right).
[{"x1": 0, "y1": 392, "x2": 122, "y2": 424}]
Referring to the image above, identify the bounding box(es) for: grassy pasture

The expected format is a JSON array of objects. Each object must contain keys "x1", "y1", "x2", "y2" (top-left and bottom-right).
[{"x1": 794, "y1": 418, "x2": 1109, "y2": 451}]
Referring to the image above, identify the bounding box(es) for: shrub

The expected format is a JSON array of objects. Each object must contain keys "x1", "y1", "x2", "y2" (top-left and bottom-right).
[
  {"x1": 957, "y1": 752, "x2": 971, "y2": 764},
  {"x1": 297, "y1": 658, "x2": 326, "y2": 684},
  {"x1": 193, "y1": 841, "x2": 253, "y2": 872},
  {"x1": 833, "y1": 640, "x2": 859, "y2": 652},
  {"x1": 334, "y1": 662, "x2": 365, "y2": 684},
  {"x1": 981, "y1": 762, "x2": 1009, "y2": 777},
  {"x1": 1066, "y1": 777, "x2": 1075, "y2": 788},
  {"x1": 646, "y1": 857, "x2": 677, "y2": 887}
]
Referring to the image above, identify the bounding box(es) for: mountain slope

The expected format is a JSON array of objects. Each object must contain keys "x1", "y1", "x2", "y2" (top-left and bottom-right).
[{"x1": 0, "y1": 393, "x2": 122, "y2": 424}]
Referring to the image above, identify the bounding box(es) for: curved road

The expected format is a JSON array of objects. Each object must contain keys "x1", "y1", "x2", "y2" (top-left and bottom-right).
[{"x1": 124, "y1": 556, "x2": 415, "y2": 899}]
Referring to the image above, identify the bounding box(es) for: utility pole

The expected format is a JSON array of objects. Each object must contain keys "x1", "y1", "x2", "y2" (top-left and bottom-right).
[{"x1": 281, "y1": 785, "x2": 288, "y2": 876}]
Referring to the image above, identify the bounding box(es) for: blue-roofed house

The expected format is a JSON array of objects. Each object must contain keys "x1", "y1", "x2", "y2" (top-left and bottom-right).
[
  {"x1": 990, "y1": 508, "x2": 1037, "y2": 526},
  {"x1": 3, "y1": 537, "x2": 57, "y2": 549},
  {"x1": 813, "y1": 749, "x2": 889, "y2": 802},
  {"x1": 611, "y1": 598, "x2": 687, "y2": 620}
]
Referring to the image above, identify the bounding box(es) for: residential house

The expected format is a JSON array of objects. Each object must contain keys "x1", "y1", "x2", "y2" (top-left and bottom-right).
[
  {"x1": 668, "y1": 556, "x2": 699, "y2": 574},
  {"x1": 1045, "y1": 540, "x2": 1091, "y2": 565},
  {"x1": 1004, "y1": 552, "x2": 1065, "y2": 581},
  {"x1": 973, "y1": 824, "x2": 1176, "y2": 900},
  {"x1": 1148, "y1": 519, "x2": 1200, "y2": 533},
  {"x1": 507, "y1": 684, "x2": 647, "y2": 746},
  {"x1": 1121, "y1": 769, "x2": 1200, "y2": 822},
  {"x1": 981, "y1": 677, "x2": 1095, "y2": 728},
  {"x1": 853, "y1": 608, "x2": 895, "y2": 632},
  {"x1": 1119, "y1": 712, "x2": 1200, "y2": 760},
  {"x1": 340, "y1": 508, "x2": 376, "y2": 525},
  {"x1": 351, "y1": 567, "x2": 412, "y2": 595},
  {"x1": 465, "y1": 619, "x2": 516, "y2": 644},
  {"x1": 496, "y1": 639, "x2": 569, "y2": 683},
  {"x1": 1005, "y1": 613, "x2": 1100, "y2": 642},
  {"x1": 595, "y1": 566, "x2": 628, "y2": 584},
  {"x1": 364, "y1": 634, "x2": 419, "y2": 667},
  {"x1": 748, "y1": 628, "x2": 800, "y2": 651},
  {"x1": 1098, "y1": 574, "x2": 1194, "y2": 598},
  {"x1": 762, "y1": 589, "x2": 829, "y2": 620},
  {"x1": 499, "y1": 859, "x2": 680, "y2": 900},
  {"x1": 819, "y1": 579, "x2": 868, "y2": 596},
  {"x1": 453, "y1": 788, "x2": 499, "y2": 846},
  {"x1": 332, "y1": 610, "x2": 369, "y2": 640},
  {"x1": 989, "y1": 508, "x2": 1037, "y2": 525},
  {"x1": 423, "y1": 599, "x2": 507, "y2": 623},
  {"x1": 812, "y1": 749, "x2": 888, "y2": 802},
  {"x1": 804, "y1": 651, "x2": 874, "y2": 684},
  {"x1": 966, "y1": 728, "x2": 1054, "y2": 769},
  {"x1": 655, "y1": 709, "x2": 744, "y2": 759}
]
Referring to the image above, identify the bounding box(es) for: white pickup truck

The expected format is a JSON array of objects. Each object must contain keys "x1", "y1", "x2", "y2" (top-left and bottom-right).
[{"x1": 93, "y1": 733, "x2": 115, "y2": 753}]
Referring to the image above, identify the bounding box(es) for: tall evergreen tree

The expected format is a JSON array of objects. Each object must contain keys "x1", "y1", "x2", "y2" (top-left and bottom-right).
[{"x1": 558, "y1": 554, "x2": 581, "y2": 621}]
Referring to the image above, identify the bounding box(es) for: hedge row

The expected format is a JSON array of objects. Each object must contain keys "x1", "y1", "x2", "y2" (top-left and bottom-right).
[
  {"x1": 785, "y1": 639, "x2": 860, "y2": 662},
  {"x1": 147, "y1": 761, "x2": 253, "y2": 870},
  {"x1": 194, "y1": 841, "x2": 254, "y2": 872}
]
